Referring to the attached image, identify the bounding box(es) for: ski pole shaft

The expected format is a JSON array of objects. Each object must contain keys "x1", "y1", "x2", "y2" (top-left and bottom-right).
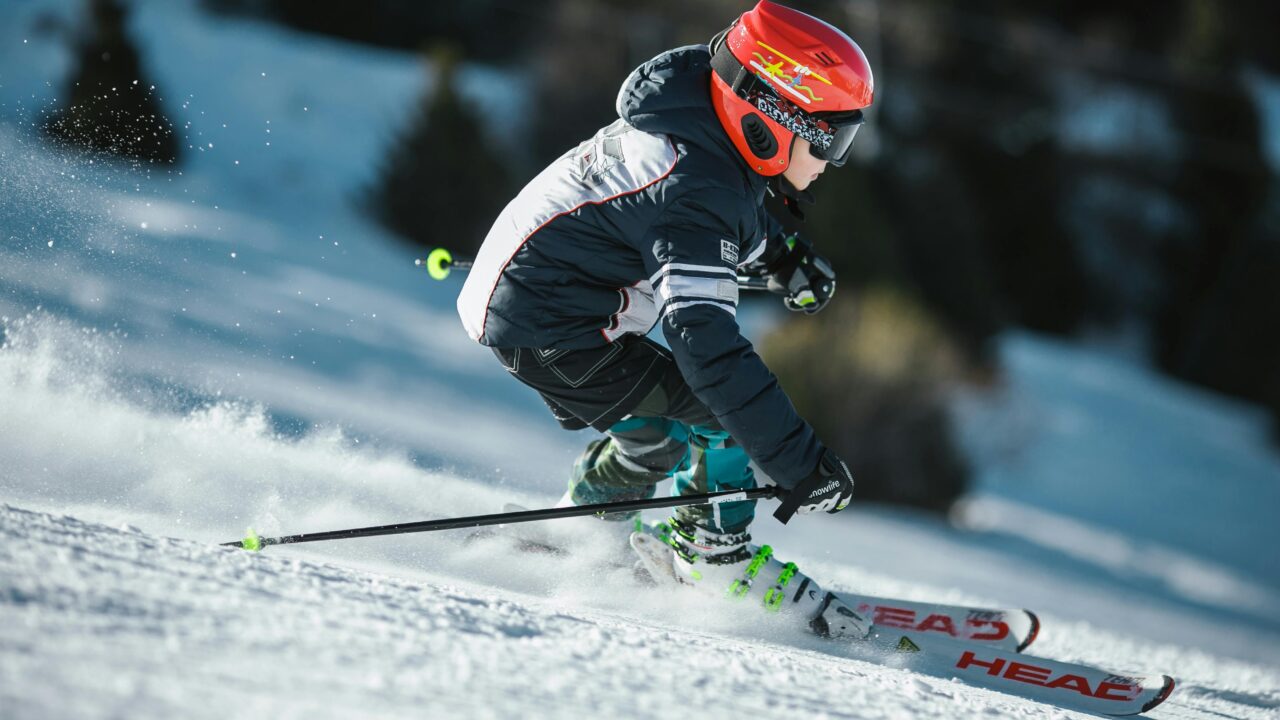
[
  {"x1": 416, "y1": 248, "x2": 770, "y2": 291},
  {"x1": 224, "y1": 485, "x2": 783, "y2": 551}
]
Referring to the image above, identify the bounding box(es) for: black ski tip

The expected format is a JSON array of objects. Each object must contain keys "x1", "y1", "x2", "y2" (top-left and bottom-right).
[
  {"x1": 1017, "y1": 609, "x2": 1041, "y2": 652},
  {"x1": 1142, "y1": 676, "x2": 1176, "y2": 713}
]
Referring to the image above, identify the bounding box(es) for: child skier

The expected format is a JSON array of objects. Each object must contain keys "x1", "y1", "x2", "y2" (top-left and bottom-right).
[{"x1": 458, "y1": 0, "x2": 874, "y2": 632}]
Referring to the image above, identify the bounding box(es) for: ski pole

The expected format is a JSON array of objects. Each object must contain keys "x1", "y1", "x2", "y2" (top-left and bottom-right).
[
  {"x1": 223, "y1": 485, "x2": 784, "y2": 551},
  {"x1": 415, "y1": 248, "x2": 771, "y2": 291}
]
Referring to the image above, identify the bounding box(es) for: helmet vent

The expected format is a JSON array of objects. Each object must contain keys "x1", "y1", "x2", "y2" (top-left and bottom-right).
[
  {"x1": 814, "y1": 51, "x2": 838, "y2": 67},
  {"x1": 740, "y1": 114, "x2": 777, "y2": 159}
]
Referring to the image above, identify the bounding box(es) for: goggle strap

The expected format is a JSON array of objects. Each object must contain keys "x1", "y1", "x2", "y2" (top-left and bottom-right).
[{"x1": 710, "y1": 32, "x2": 757, "y2": 96}]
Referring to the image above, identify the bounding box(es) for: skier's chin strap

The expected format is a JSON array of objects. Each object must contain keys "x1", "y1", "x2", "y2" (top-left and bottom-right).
[{"x1": 771, "y1": 174, "x2": 815, "y2": 222}]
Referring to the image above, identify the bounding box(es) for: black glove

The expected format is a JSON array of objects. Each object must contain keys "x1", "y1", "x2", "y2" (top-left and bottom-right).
[
  {"x1": 765, "y1": 234, "x2": 836, "y2": 314},
  {"x1": 772, "y1": 449, "x2": 855, "y2": 524}
]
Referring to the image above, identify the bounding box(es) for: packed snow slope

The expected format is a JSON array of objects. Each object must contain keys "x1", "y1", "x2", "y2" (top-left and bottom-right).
[
  {"x1": 3, "y1": 504, "x2": 1276, "y2": 720},
  {"x1": 2, "y1": 1, "x2": 1279, "y2": 718}
]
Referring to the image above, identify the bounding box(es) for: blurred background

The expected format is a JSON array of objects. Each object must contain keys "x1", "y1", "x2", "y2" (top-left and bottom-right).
[
  {"x1": 195, "y1": 0, "x2": 1280, "y2": 510},
  {"x1": 2, "y1": 0, "x2": 1278, "y2": 628}
]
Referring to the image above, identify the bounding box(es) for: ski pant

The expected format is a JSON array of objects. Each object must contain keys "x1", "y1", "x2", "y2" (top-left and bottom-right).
[{"x1": 492, "y1": 336, "x2": 756, "y2": 534}]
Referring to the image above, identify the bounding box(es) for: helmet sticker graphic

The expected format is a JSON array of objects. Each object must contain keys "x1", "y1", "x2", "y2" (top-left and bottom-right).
[{"x1": 749, "y1": 40, "x2": 832, "y2": 105}]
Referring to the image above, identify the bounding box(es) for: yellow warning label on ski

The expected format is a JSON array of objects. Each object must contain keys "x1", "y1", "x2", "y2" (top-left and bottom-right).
[{"x1": 896, "y1": 636, "x2": 921, "y2": 653}]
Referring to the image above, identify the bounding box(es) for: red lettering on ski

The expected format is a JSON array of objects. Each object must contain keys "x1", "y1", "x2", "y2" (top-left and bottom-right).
[
  {"x1": 1095, "y1": 681, "x2": 1141, "y2": 701},
  {"x1": 968, "y1": 619, "x2": 1010, "y2": 641},
  {"x1": 955, "y1": 652, "x2": 1142, "y2": 701},
  {"x1": 871, "y1": 605, "x2": 916, "y2": 628},
  {"x1": 1044, "y1": 673, "x2": 1094, "y2": 696},
  {"x1": 916, "y1": 613, "x2": 958, "y2": 636},
  {"x1": 1004, "y1": 661, "x2": 1051, "y2": 685},
  {"x1": 867, "y1": 605, "x2": 1010, "y2": 641},
  {"x1": 955, "y1": 650, "x2": 1006, "y2": 675}
]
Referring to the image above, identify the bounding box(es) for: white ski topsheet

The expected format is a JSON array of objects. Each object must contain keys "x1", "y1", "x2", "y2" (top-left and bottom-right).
[
  {"x1": 630, "y1": 532, "x2": 1173, "y2": 716},
  {"x1": 846, "y1": 594, "x2": 1038, "y2": 653},
  {"x1": 875, "y1": 630, "x2": 1175, "y2": 717}
]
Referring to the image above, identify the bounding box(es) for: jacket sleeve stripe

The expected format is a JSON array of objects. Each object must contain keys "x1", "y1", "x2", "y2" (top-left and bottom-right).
[
  {"x1": 654, "y1": 273, "x2": 739, "y2": 307},
  {"x1": 648, "y1": 262, "x2": 734, "y2": 288},
  {"x1": 661, "y1": 297, "x2": 737, "y2": 318}
]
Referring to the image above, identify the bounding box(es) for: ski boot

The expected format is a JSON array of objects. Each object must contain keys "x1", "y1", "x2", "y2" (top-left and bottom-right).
[{"x1": 635, "y1": 518, "x2": 872, "y2": 640}]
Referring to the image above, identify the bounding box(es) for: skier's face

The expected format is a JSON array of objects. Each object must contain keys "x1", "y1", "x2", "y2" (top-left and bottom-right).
[{"x1": 783, "y1": 138, "x2": 828, "y2": 191}]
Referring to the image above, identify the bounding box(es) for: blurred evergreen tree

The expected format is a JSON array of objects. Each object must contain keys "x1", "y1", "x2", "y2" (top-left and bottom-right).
[
  {"x1": 368, "y1": 46, "x2": 510, "y2": 257},
  {"x1": 1152, "y1": 0, "x2": 1277, "y2": 433},
  {"x1": 43, "y1": 0, "x2": 179, "y2": 165},
  {"x1": 896, "y1": 3, "x2": 1082, "y2": 341}
]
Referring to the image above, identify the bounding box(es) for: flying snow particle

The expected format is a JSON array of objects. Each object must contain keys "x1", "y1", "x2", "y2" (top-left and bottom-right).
[
  {"x1": 140, "y1": 222, "x2": 149, "y2": 229},
  {"x1": 230, "y1": 252, "x2": 237, "y2": 259},
  {"x1": 47, "y1": 240, "x2": 54, "y2": 248}
]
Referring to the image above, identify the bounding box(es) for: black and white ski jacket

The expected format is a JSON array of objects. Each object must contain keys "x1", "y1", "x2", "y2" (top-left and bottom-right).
[{"x1": 457, "y1": 45, "x2": 823, "y2": 489}]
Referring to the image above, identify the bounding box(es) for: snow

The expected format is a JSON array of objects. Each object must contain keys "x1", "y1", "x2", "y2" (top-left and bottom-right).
[
  {"x1": 2, "y1": 1, "x2": 1279, "y2": 718},
  {"x1": 3, "y1": 500, "x2": 1276, "y2": 719}
]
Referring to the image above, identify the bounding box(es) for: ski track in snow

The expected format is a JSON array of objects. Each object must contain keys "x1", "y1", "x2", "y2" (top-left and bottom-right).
[{"x1": 3, "y1": 504, "x2": 1277, "y2": 720}]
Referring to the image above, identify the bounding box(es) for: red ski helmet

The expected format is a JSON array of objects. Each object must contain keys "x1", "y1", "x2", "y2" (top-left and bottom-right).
[{"x1": 709, "y1": 0, "x2": 874, "y2": 176}]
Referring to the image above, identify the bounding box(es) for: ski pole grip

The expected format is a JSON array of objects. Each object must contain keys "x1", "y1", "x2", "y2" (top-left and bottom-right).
[{"x1": 772, "y1": 486, "x2": 802, "y2": 525}]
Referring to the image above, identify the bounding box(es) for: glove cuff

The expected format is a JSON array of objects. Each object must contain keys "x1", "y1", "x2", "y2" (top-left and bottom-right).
[{"x1": 771, "y1": 452, "x2": 831, "y2": 525}]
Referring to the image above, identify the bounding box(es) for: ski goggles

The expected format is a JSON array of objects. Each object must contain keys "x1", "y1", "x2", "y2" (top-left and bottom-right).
[
  {"x1": 748, "y1": 86, "x2": 864, "y2": 167},
  {"x1": 806, "y1": 109, "x2": 864, "y2": 166}
]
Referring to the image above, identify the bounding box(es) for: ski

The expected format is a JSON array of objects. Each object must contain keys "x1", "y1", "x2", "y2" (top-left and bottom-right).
[
  {"x1": 631, "y1": 531, "x2": 1174, "y2": 716},
  {"x1": 468, "y1": 504, "x2": 1173, "y2": 714},
  {"x1": 836, "y1": 593, "x2": 1037, "y2": 653},
  {"x1": 870, "y1": 629, "x2": 1175, "y2": 716}
]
